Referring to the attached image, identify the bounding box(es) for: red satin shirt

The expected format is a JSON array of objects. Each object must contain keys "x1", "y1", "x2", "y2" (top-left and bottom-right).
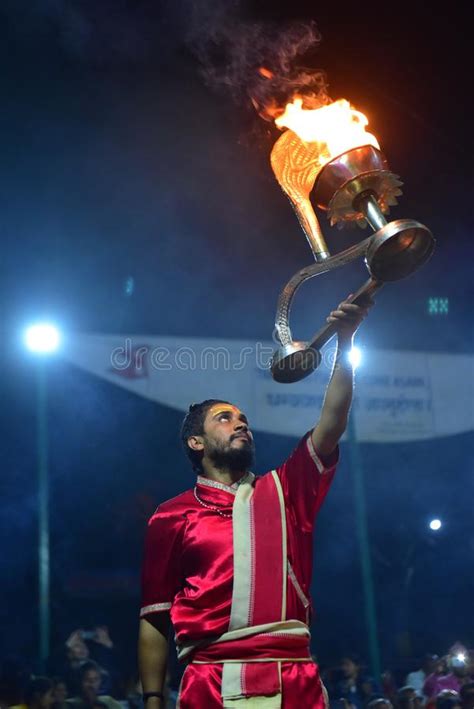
[{"x1": 140, "y1": 433, "x2": 338, "y2": 648}]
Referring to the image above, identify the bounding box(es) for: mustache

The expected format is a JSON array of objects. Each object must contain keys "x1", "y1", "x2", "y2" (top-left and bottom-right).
[{"x1": 231, "y1": 432, "x2": 251, "y2": 441}]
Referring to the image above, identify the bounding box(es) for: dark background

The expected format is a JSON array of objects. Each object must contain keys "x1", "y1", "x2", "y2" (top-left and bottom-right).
[{"x1": 0, "y1": 0, "x2": 472, "y2": 678}]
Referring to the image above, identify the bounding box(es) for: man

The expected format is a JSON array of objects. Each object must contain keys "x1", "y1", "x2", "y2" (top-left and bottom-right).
[
  {"x1": 397, "y1": 686, "x2": 423, "y2": 709},
  {"x1": 406, "y1": 655, "x2": 439, "y2": 700},
  {"x1": 10, "y1": 677, "x2": 55, "y2": 709},
  {"x1": 138, "y1": 296, "x2": 373, "y2": 708},
  {"x1": 333, "y1": 654, "x2": 380, "y2": 709},
  {"x1": 66, "y1": 662, "x2": 122, "y2": 709},
  {"x1": 460, "y1": 682, "x2": 474, "y2": 709},
  {"x1": 425, "y1": 649, "x2": 474, "y2": 701},
  {"x1": 52, "y1": 627, "x2": 117, "y2": 696}
]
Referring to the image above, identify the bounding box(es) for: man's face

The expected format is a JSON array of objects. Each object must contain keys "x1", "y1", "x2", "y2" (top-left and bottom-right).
[
  {"x1": 68, "y1": 637, "x2": 89, "y2": 662},
  {"x1": 40, "y1": 689, "x2": 55, "y2": 709},
  {"x1": 399, "y1": 689, "x2": 417, "y2": 709},
  {"x1": 462, "y1": 689, "x2": 474, "y2": 709},
  {"x1": 198, "y1": 404, "x2": 255, "y2": 473},
  {"x1": 341, "y1": 658, "x2": 358, "y2": 679},
  {"x1": 81, "y1": 670, "x2": 101, "y2": 699},
  {"x1": 53, "y1": 682, "x2": 68, "y2": 704}
]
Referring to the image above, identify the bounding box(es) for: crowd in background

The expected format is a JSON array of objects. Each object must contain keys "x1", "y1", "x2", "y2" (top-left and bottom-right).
[
  {"x1": 1, "y1": 628, "x2": 473, "y2": 709},
  {"x1": 321, "y1": 647, "x2": 474, "y2": 709}
]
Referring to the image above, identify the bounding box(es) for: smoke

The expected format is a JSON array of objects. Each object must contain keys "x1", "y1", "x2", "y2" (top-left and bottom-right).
[
  {"x1": 186, "y1": 1, "x2": 330, "y2": 119},
  {"x1": 3, "y1": 0, "x2": 329, "y2": 110},
  {"x1": 2, "y1": 0, "x2": 180, "y2": 66}
]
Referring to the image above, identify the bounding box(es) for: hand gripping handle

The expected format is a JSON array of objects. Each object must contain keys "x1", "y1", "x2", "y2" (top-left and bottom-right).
[{"x1": 307, "y1": 277, "x2": 383, "y2": 352}]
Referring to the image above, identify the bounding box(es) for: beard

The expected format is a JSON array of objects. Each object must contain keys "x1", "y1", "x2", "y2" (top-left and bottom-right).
[{"x1": 207, "y1": 437, "x2": 255, "y2": 473}]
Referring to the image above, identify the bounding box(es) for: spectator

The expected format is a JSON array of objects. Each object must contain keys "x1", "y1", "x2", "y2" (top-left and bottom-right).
[
  {"x1": 66, "y1": 662, "x2": 122, "y2": 709},
  {"x1": 120, "y1": 676, "x2": 142, "y2": 709},
  {"x1": 424, "y1": 658, "x2": 461, "y2": 699},
  {"x1": 460, "y1": 682, "x2": 474, "y2": 709},
  {"x1": 0, "y1": 659, "x2": 30, "y2": 708},
  {"x1": 51, "y1": 679, "x2": 68, "y2": 709},
  {"x1": 10, "y1": 677, "x2": 55, "y2": 709},
  {"x1": 382, "y1": 670, "x2": 398, "y2": 705},
  {"x1": 435, "y1": 690, "x2": 462, "y2": 709},
  {"x1": 51, "y1": 628, "x2": 118, "y2": 696},
  {"x1": 367, "y1": 699, "x2": 393, "y2": 709},
  {"x1": 425, "y1": 649, "x2": 474, "y2": 700},
  {"x1": 406, "y1": 655, "x2": 440, "y2": 698},
  {"x1": 397, "y1": 686, "x2": 423, "y2": 709},
  {"x1": 332, "y1": 655, "x2": 380, "y2": 709}
]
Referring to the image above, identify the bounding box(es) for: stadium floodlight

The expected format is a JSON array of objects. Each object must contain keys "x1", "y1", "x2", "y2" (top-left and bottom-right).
[{"x1": 24, "y1": 323, "x2": 61, "y2": 354}]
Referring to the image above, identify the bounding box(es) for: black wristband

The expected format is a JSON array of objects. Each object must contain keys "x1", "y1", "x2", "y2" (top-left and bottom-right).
[{"x1": 142, "y1": 692, "x2": 164, "y2": 701}]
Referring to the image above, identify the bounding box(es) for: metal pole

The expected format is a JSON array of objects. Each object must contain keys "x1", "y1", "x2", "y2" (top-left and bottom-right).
[
  {"x1": 347, "y1": 410, "x2": 381, "y2": 680},
  {"x1": 37, "y1": 360, "x2": 50, "y2": 671}
]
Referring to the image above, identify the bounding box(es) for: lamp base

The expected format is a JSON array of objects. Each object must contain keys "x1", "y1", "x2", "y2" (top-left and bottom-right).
[{"x1": 271, "y1": 342, "x2": 321, "y2": 384}]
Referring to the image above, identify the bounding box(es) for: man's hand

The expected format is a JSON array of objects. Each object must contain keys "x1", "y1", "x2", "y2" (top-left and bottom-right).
[
  {"x1": 94, "y1": 625, "x2": 113, "y2": 648},
  {"x1": 326, "y1": 294, "x2": 375, "y2": 341},
  {"x1": 65, "y1": 629, "x2": 87, "y2": 650}
]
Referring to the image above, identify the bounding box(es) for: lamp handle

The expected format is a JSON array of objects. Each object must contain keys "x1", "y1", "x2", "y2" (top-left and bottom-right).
[{"x1": 307, "y1": 277, "x2": 383, "y2": 352}]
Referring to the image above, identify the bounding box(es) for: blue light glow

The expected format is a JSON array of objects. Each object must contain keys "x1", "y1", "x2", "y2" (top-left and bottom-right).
[{"x1": 24, "y1": 323, "x2": 61, "y2": 354}]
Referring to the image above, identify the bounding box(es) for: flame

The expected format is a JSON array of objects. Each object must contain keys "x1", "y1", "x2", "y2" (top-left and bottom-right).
[
  {"x1": 275, "y1": 97, "x2": 379, "y2": 167},
  {"x1": 258, "y1": 66, "x2": 274, "y2": 79}
]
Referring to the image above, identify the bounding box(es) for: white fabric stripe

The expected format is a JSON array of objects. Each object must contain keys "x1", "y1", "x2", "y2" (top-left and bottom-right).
[
  {"x1": 288, "y1": 561, "x2": 310, "y2": 625},
  {"x1": 139, "y1": 602, "x2": 171, "y2": 616},
  {"x1": 193, "y1": 657, "x2": 311, "y2": 664},
  {"x1": 224, "y1": 695, "x2": 281, "y2": 708},
  {"x1": 287, "y1": 562, "x2": 309, "y2": 609},
  {"x1": 306, "y1": 435, "x2": 326, "y2": 474},
  {"x1": 229, "y1": 479, "x2": 255, "y2": 630},
  {"x1": 271, "y1": 471, "x2": 287, "y2": 622},
  {"x1": 177, "y1": 619, "x2": 309, "y2": 660},
  {"x1": 196, "y1": 472, "x2": 255, "y2": 494},
  {"x1": 222, "y1": 662, "x2": 244, "y2": 699}
]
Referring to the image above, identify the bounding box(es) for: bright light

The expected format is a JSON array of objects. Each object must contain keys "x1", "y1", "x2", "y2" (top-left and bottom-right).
[
  {"x1": 429, "y1": 518, "x2": 442, "y2": 531},
  {"x1": 24, "y1": 323, "x2": 61, "y2": 354},
  {"x1": 348, "y1": 346, "x2": 362, "y2": 369},
  {"x1": 456, "y1": 653, "x2": 466, "y2": 663}
]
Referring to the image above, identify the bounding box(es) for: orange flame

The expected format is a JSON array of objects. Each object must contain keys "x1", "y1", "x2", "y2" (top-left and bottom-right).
[
  {"x1": 275, "y1": 97, "x2": 379, "y2": 167},
  {"x1": 258, "y1": 66, "x2": 274, "y2": 79}
]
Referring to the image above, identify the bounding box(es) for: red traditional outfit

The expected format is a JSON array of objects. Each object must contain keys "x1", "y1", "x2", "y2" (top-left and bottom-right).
[{"x1": 140, "y1": 433, "x2": 338, "y2": 708}]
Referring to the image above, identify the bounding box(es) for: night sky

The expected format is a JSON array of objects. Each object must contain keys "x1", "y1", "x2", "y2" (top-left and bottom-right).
[{"x1": 0, "y1": 0, "x2": 472, "y2": 678}]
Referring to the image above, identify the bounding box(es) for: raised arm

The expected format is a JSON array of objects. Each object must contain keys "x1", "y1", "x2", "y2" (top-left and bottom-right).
[{"x1": 311, "y1": 296, "x2": 374, "y2": 457}]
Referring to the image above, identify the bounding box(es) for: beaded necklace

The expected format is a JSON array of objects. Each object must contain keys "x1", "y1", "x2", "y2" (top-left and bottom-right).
[{"x1": 193, "y1": 487, "x2": 233, "y2": 518}]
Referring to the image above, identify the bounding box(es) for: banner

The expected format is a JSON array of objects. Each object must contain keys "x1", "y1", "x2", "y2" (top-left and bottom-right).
[{"x1": 62, "y1": 334, "x2": 474, "y2": 442}]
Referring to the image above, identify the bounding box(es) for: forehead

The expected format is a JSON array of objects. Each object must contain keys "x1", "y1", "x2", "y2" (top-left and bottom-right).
[
  {"x1": 84, "y1": 671, "x2": 100, "y2": 680},
  {"x1": 206, "y1": 404, "x2": 244, "y2": 420}
]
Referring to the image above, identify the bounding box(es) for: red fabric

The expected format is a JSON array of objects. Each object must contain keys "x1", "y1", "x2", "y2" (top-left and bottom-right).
[
  {"x1": 178, "y1": 661, "x2": 327, "y2": 708},
  {"x1": 276, "y1": 436, "x2": 338, "y2": 625},
  {"x1": 192, "y1": 628, "x2": 313, "y2": 705},
  {"x1": 141, "y1": 485, "x2": 235, "y2": 644},
  {"x1": 244, "y1": 662, "x2": 280, "y2": 696},
  {"x1": 250, "y1": 471, "x2": 285, "y2": 626},
  {"x1": 192, "y1": 630, "x2": 311, "y2": 662}
]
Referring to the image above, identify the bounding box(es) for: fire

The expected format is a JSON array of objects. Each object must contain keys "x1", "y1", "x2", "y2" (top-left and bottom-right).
[{"x1": 275, "y1": 97, "x2": 379, "y2": 167}]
